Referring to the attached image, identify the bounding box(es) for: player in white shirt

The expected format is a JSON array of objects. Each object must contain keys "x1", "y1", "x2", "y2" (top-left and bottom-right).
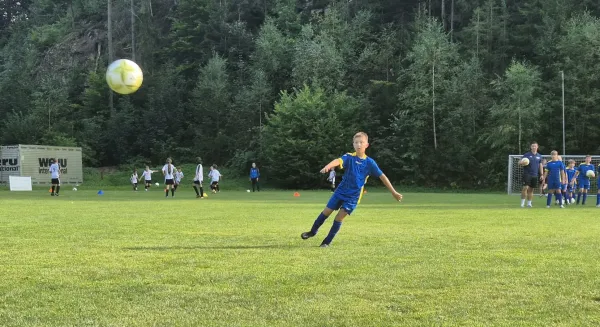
[
  {"x1": 327, "y1": 168, "x2": 336, "y2": 193},
  {"x1": 141, "y1": 166, "x2": 155, "y2": 191},
  {"x1": 130, "y1": 169, "x2": 139, "y2": 191},
  {"x1": 162, "y1": 158, "x2": 176, "y2": 197},
  {"x1": 49, "y1": 158, "x2": 61, "y2": 196},
  {"x1": 174, "y1": 167, "x2": 184, "y2": 193},
  {"x1": 208, "y1": 164, "x2": 222, "y2": 194},
  {"x1": 193, "y1": 157, "x2": 204, "y2": 198}
]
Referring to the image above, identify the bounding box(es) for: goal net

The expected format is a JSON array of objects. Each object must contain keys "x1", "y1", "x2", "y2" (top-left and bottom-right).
[{"x1": 507, "y1": 155, "x2": 599, "y2": 195}]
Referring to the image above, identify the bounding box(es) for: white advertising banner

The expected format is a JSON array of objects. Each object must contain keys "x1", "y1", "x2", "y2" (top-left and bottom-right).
[{"x1": 0, "y1": 145, "x2": 83, "y2": 185}]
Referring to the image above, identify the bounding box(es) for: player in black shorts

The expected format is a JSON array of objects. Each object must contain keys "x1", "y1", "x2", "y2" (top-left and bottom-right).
[
  {"x1": 49, "y1": 158, "x2": 61, "y2": 196},
  {"x1": 520, "y1": 142, "x2": 544, "y2": 207},
  {"x1": 193, "y1": 157, "x2": 205, "y2": 198},
  {"x1": 162, "y1": 158, "x2": 176, "y2": 198}
]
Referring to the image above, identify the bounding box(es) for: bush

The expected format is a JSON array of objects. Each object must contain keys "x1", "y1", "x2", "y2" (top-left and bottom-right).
[{"x1": 262, "y1": 85, "x2": 361, "y2": 189}]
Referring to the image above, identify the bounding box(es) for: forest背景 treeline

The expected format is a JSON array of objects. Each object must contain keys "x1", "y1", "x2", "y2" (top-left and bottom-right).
[{"x1": 2, "y1": 0, "x2": 600, "y2": 189}]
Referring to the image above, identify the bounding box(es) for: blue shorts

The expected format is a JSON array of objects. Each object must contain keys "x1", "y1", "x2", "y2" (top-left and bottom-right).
[
  {"x1": 578, "y1": 179, "x2": 590, "y2": 190},
  {"x1": 567, "y1": 185, "x2": 575, "y2": 192},
  {"x1": 326, "y1": 193, "x2": 358, "y2": 215},
  {"x1": 547, "y1": 180, "x2": 561, "y2": 190},
  {"x1": 561, "y1": 184, "x2": 568, "y2": 191}
]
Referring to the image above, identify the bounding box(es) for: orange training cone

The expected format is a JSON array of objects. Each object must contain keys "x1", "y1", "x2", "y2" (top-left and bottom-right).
[{"x1": 293, "y1": 192, "x2": 300, "y2": 197}]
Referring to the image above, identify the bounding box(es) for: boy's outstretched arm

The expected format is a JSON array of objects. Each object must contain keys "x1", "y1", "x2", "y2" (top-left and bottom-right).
[
  {"x1": 379, "y1": 174, "x2": 403, "y2": 202},
  {"x1": 320, "y1": 159, "x2": 342, "y2": 174}
]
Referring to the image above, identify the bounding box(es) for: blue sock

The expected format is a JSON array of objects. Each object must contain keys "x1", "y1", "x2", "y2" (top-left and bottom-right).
[
  {"x1": 322, "y1": 221, "x2": 343, "y2": 245},
  {"x1": 597, "y1": 194, "x2": 600, "y2": 206},
  {"x1": 310, "y1": 213, "x2": 328, "y2": 235},
  {"x1": 583, "y1": 193, "x2": 588, "y2": 205},
  {"x1": 577, "y1": 192, "x2": 582, "y2": 204},
  {"x1": 547, "y1": 193, "x2": 552, "y2": 206},
  {"x1": 556, "y1": 193, "x2": 562, "y2": 206}
]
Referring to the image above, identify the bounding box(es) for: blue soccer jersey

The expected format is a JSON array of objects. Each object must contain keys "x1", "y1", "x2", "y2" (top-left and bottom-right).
[
  {"x1": 335, "y1": 153, "x2": 383, "y2": 198},
  {"x1": 335, "y1": 153, "x2": 383, "y2": 200},
  {"x1": 576, "y1": 163, "x2": 594, "y2": 190},
  {"x1": 566, "y1": 168, "x2": 577, "y2": 184},
  {"x1": 326, "y1": 153, "x2": 383, "y2": 215},
  {"x1": 545, "y1": 160, "x2": 564, "y2": 189},
  {"x1": 577, "y1": 163, "x2": 594, "y2": 181},
  {"x1": 250, "y1": 167, "x2": 260, "y2": 179}
]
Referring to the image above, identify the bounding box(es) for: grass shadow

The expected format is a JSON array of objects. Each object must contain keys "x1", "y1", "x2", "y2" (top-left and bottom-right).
[{"x1": 123, "y1": 244, "x2": 295, "y2": 251}]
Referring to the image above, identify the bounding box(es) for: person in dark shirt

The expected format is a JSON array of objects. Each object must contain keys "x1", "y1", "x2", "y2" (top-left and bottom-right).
[{"x1": 519, "y1": 141, "x2": 544, "y2": 208}]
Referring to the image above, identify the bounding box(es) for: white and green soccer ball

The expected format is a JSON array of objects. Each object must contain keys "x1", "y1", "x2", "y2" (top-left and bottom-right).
[
  {"x1": 586, "y1": 170, "x2": 595, "y2": 178},
  {"x1": 155, "y1": 182, "x2": 160, "y2": 186},
  {"x1": 106, "y1": 59, "x2": 144, "y2": 95},
  {"x1": 570, "y1": 198, "x2": 576, "y2": 204}
]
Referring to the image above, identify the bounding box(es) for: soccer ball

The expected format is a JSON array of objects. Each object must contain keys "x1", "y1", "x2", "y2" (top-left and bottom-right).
[
  {"x1": 571, "y1": 198, "x2": 576, "y2": 204},
  {"x1": 586, "y1": 170, "x2": 595, "y2": 178},
  {"x1": 520, "y1": 157, "x2": 530, "y2": 166},
  {"x1": 72, "y1": 187, "x2": 77, "y2": 191},
  {"x1": 155, "y1": 182, "x2": 160, "y2": 186},
  {"x1": 106, "y1": 59, "x2": 143, "y2": 94},
  {"x1": 247, "y1": 190, "x2": 250, "y2": 192}
]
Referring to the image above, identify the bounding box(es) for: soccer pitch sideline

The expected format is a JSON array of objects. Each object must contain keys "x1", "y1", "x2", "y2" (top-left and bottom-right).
[{"x1": 1, "y1": 190, "x2": 600, "y2": 326}]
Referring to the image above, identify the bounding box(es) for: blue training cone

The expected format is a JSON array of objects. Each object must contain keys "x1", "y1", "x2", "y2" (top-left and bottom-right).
[{"x1": 97, "y1": 190, "x2": 104, "y2": 195}]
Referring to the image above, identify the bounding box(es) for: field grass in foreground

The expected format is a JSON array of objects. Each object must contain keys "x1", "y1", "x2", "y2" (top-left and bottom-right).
[{"x1": 1, "y1": 189, "x2": 600, "y2": 326}]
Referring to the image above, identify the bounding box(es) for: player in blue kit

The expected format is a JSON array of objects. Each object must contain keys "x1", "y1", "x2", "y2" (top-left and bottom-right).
[
  {"x1": 249, "y1": 162, "x2": 260, "y2": 192},
  {"x1": 300, "y1": 132, "x2": 403, "y2": 247},
  {"x1": 565, "y1": 160, "x2": 577, "y2": 205},
  {"x1": 574, "y1": 155, "x2": 594, "y2": 205},
  {"x1": 542, "y1": 151, "x2": 566, "y2": 208},
  {"x1": 596, "y1": 162, "x2": 600, "y2": 207},
  {"x1": 558, "y1": 155, "x2": 567, "y2": 204}
]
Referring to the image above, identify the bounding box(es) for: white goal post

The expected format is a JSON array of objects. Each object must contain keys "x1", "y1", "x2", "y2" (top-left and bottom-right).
[{"x1": 508, "y1": 155, "x2": 599, "y2": 195}]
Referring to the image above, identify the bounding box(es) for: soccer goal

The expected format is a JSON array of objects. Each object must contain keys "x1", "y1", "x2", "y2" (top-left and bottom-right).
[{"x1": 507, "y1": 155, "x2": 599, "y2": 195}]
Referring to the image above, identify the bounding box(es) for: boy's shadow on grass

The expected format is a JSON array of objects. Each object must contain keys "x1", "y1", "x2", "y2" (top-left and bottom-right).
[{"x1": 123, "y1": 244, "x2": 294, "y2": 251}]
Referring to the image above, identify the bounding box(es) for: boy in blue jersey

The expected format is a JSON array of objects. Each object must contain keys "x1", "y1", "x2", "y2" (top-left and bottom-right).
[
  {"x1": 300, "y1": 132, "x2": 403, "y2": 247},
  {"x1": 542, "y1": 151, "x2": 566, "y2": 208},
  {"x1": 565, "y1": 160, "x2": 577, "y2": 205},
  {"x1": 596, "y1": 162, "x2": 600, "y2": 207},
  {"x1": 574, "y1": 155, "x2": 594, "y2": 205},
  {"x1": 558, "y1": 155, "x2": 567, "y2": 204}
]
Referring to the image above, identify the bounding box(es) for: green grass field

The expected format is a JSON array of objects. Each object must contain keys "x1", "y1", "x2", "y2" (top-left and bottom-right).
[{"x1": 1, "y1": 188, "x2": 600, "y2": 326}]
